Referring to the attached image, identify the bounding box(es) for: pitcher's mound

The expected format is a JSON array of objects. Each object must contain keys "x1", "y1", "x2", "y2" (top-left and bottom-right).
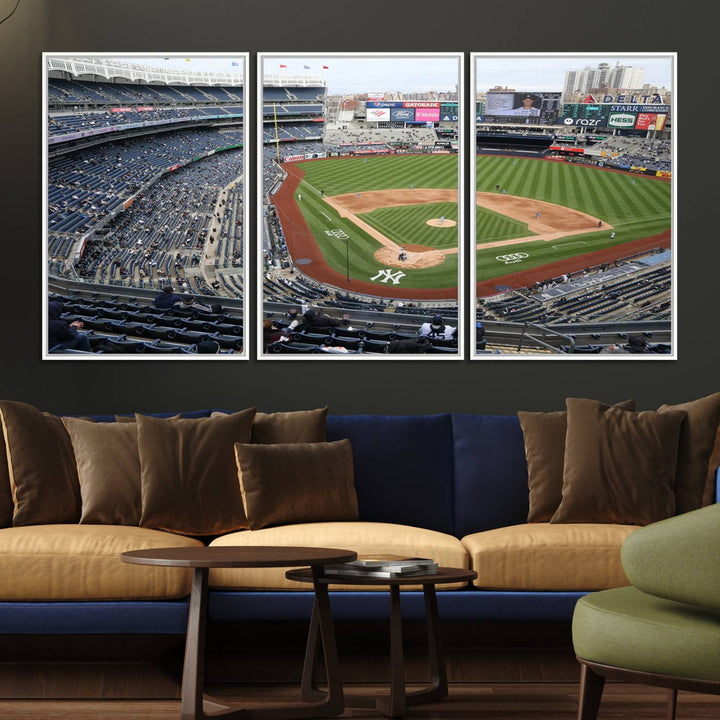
[{"x1": 426, "y1": 218, "x2": 457, "y2": 227}]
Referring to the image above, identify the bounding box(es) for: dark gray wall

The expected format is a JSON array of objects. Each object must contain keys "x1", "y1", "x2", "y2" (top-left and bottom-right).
[{"x1": 0, "y1": 0, "x2": 713, "y2": 415}]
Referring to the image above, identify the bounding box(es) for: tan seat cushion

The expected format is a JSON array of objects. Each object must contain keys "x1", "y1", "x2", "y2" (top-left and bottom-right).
[
  {"x1": 462, "y1": 523, "x2": 639, "y2": 591},
  {"x1": 209, "y1": 521, "x2": 469, "y2": 591},
  {"x1": 0, "y1": 525, "x2": 203, "y2": 600}
]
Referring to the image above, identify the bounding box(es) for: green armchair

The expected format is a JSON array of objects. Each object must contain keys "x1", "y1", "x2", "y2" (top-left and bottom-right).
[{"x1": 572, "y1": 503, "x2": 720, "y2": 720}]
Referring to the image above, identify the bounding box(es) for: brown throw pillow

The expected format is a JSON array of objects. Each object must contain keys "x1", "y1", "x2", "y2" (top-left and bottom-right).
[
  {"x1": 138, "y1": 409, "x2": 256, "y2": 536},
  {"x1": 519, "y1": 399, "x2": 636, "y2": 522},
  {"x1": 62, "y1": 417, "x2": 141, "y2": 525},
  {"x1": 0, "y1": 400, "x2": 81, "y2": 525},
  {"x1": 0, "y1": 430, "x2": 13, "y2": 528},
  {"x1": 658, "y1": 393, "x2": 720, "y2": 514},
  {"x1": 252, "y1": 408, "x2": 328, "y2": 444},
  {"x1": 235, "y1": 439, "x2": 358, "y2": 531},
  {"x1": 552, "y1": 398, "x2": 687, "y2": 525},
  {"x1": 212, "y1": 407, "x2": 328, "y2": 444}
]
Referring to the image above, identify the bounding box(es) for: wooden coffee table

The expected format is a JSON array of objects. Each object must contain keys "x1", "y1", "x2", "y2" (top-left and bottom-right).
[
  {"x1": 286, "y1": 566, "x2": 477, "y2": 718},
  {"x1": 122, "y1": 546, "x2": 356, "y2": 720}
]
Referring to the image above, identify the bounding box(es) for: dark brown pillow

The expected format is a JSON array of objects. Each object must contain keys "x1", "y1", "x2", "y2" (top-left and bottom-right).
[
  {"x1": 212, "y1": 407, "x2": 328, "y2": 444},
  {"x1": 658, "y1": 393, "x2": 720, "y2": 514},
  {"x1": 519, "y1": 399, "x2": 636, "y2": 522},
  {"x1": 62, "y1": 417, "x2": 141, "y2": 525},
  {"x1": 551, "y1": 398, "x2": 686, "y2": 525},
  {"x1": 0, "y1": 400, "x2": 81, "y2": 525},
  {"x1": 138, "y1": 409, "x2": 256, "y2": 536},
  {"x1": 0, "y1": 432, "x2": 14, "y2": 529},
  {"x1": 235, "y1": 440, "x2": 358, "y2": 531},
  {"x1": 252, "y1": 408, "x2": 328, "y2": 444}
]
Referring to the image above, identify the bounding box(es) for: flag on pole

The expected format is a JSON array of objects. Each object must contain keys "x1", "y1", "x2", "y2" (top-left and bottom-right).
[
  {"x1": 322, "y1": 65, "x2": 329, "y2": 69},
  {"x1": 185, "y1": 58, "x2": 191, "y2": 62},
  {"x1": 231, "y1": 61, "x2": 239, "y2": 66},
  {"x1": 303, "y1": 64, "x2": 310, "y2": 69},
  {"x1": 280, "y1": 64, "x2": 287, "y2": 68}
]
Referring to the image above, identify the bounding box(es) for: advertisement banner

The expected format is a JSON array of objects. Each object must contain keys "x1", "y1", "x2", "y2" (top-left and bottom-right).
[
  {"x1": 608, "y1": 112, "x2": 637, "y2": 129},
  {"x1": 415, "y1": 107, "x2": 440, "y2": 122},
  {"x1": 283, "y1": 154, "x2": 305, "y2": 162},
  {"x1": 402, "y1": 101, "x2": 441, "y2": 108},
  {"x1": 441, "y1": 114, "x2": 459, "y2": 122},
  {"x1": 366, "y1": 101, "x2": 403, "y2": 108},
  {"x1": 111, "y1": 107, "x2": 133, "y2": 113},
  {"x1": 136, "y1": 106, "x2": 155, "y2": 111},
  {"x1": 656, "y1": 170, "x2": 672, "y2": 178},
  {"x1": 634, "y1": 113, "x2": 656, "y2": 130},
  {"x1": 390, "y1": 107, "x2": 415, "y2": 122},
  {"x1": 654, "y1": 114, "x2": 667, "y2": 131},
  {"x1": 366, "y1": 107, "x2": 391, "y2": 121},
  {"x1": 561, "y1": 117, "x2": 606, "y2": 127}
]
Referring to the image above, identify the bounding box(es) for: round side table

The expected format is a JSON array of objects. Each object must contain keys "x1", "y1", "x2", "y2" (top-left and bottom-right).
[
  {"x1": 123, "y1": 546, "x2": 356, "y2": 720},
  {"x1": 286, "y1": 566, "x2": 477, "y2": 718}
]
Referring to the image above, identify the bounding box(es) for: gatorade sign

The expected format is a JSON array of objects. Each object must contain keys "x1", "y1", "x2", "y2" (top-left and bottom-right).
[{"x1": 608, "y1": 113, "x2": 636, "y2": 128}]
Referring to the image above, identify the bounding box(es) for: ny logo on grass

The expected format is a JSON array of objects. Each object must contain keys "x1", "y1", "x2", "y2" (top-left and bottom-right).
[{"x1": 371, "y1": 269, "x2": 406, "y2": 285}]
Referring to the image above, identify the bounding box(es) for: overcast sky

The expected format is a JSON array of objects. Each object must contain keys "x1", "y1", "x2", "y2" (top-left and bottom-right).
[
  {"x1": 475, "y1": 55, "x2": 673, "y2": 92},
  {"x1": 113, "y1": 55, "x2": 246, "y2": 77},
  {"x1": 263, "y1": 55, "x2": 460, "y2": 94}
]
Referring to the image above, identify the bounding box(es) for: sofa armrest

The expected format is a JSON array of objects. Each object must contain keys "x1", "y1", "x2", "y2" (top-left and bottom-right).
[{"x1": 621, "y1": 503, "x2": 720, "y2": 610}]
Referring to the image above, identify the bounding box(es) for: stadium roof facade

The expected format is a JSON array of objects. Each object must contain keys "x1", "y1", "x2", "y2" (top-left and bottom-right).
[
  {"x1": 263, "y1": 74, "x2": 326, "y2": 88},
  {"x1": 46, "y1": 56, "x2": 244, "y2": 87}
]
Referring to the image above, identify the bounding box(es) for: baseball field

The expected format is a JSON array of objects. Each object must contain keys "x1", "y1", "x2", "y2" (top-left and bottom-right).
[
  {"x1": 474, "y1": 156, "x2": 672, "y2": 294},
  {"x1": 271, "y1": 153, "x2": 671, "y2": 300}
]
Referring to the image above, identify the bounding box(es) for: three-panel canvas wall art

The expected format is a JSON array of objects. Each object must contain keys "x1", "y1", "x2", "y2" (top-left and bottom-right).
[{"x1": 44, "y1": 52, "x2": 674, "y2": 360}]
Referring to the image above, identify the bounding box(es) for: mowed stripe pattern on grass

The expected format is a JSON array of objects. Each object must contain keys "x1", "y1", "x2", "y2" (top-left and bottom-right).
[
  {"x1": 361, "y1": 202, "x2": 459, "y2": 249},
  {"x1": 297, "y1": 154, "x2": 458, "y2": 194},
  {"x1": 476, "y1": 205, "x2": 535, "y2": 244},
  {"x1": 292, "y1": 155, "x2": 460, "y2": 291},
  {"x1": 476, "y1": 156, "x2": 670, "y2": 225},
  {"x1": 475, "y1": 156, "x2": 671, "y2": 282}
]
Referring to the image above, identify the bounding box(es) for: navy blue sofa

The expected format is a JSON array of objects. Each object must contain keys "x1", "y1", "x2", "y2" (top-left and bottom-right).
[{"x1": 0, "y1": 412, "x2": 593, "y2": 637}]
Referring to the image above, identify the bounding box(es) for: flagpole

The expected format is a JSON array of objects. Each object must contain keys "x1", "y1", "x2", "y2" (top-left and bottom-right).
[{"x1": 273, "y1": 102, "x2": 280, "y2": 164}]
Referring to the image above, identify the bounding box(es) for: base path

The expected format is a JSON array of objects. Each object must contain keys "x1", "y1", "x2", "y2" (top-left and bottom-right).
[
  {"x1": 323, "y1": 189, "x2": 458, "y2": 270},
  {"x1": 272, "y1": 163, "x2": 457, "y2": 299}
]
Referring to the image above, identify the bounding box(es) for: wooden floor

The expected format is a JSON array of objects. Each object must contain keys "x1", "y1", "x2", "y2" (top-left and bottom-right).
[{"x1": 1, "y1": 683, "x2": 720, "y2": 719}]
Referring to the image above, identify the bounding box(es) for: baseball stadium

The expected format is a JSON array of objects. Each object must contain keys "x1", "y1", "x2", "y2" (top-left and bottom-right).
[
  {"x1": 472, "y1": 56, "x2": 673, "y2": 357},
  {"x1": 45, "y1": 55, "x2": 246, "y2": 357},
  {"x1": 261, "y1": 56, "x2": 463, "y2": 357}
]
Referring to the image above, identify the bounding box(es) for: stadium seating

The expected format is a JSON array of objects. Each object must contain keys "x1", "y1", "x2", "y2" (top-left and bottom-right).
[{"x1": 48, "y1": 291, "x2": 243, "y2": 355}]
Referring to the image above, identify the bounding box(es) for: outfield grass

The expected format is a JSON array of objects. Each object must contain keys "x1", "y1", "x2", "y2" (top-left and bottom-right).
[
  {"x1": 475, "y1": 156, "x2": 671, "y2": 280},
  {"x1": 297, "y1": 154, "x2": 458, "y2": 194},
  {"x1": 292, "y1": 155, "x2": 459, "y2": 291}
]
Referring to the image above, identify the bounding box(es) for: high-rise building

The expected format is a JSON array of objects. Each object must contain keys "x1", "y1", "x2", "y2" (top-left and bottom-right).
[{"x1": 563, "y1": 61, "x2": 645, "y2": 95}]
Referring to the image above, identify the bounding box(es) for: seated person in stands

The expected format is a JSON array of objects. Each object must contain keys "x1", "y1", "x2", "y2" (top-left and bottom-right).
[
  {"x1": 302, "y1": 308, "x2": 351, "y2": 330},
  {"x1": 419, "y1": 314, "x2": 456, "y2": 341},
  {"x1": 179, "y1": 293, "x2": 212, "y2": 313},
  {"x1": 48, "y1": 301, "x2": 91, "y2": 352},
  {"x1": 153, "y1": 285, "x2": 183, "y2": 310},
  {"x1": 263, "y1": 319, "x2": 290, "y2": 351}
]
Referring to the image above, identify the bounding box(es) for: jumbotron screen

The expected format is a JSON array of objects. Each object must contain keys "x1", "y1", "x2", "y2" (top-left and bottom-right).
[{"x1": 483, "y1": 91, "x2": 561, "y2": 125}]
